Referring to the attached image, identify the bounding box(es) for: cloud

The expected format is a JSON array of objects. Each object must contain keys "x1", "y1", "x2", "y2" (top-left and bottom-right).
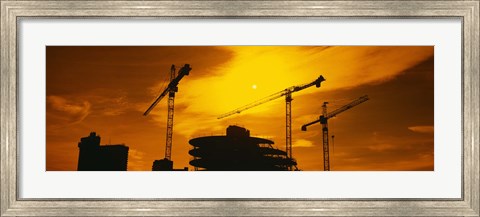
[
  {"x1": 293, "y1": 139, "x2": 314, "y2": 148},
  {"x1": 408, "y1": 125, "x2": 434, "y2": 133},
  {"x1": 368, "y1": 143, "x2": 397, "y2": 152},
  {"x1": 127, "y1": 148, "x2": 150, "y2": 170},
  {"x1": 172, "y1": 46, "x2": 433, "y2": 119},
  {"x1": 47, "y1": 95, "x2": 91, "y2": 124},
  {"x1": 93, "y1": 94, "x2": 129, "y2": 116},
  {"x1": 222, "y1": 46, "x2": 434, "y2": 92}
]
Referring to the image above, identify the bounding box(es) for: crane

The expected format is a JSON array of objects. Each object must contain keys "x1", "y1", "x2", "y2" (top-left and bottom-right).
[
  {"x1": 301, "y1": 95, "x2": 369, "y2": 171},
  {"x1": 218, "y1": 75, "x2": 326, "y2": 170},
  {"x1": 144, "y1": 64, "x2": 192, "y2": 161}
]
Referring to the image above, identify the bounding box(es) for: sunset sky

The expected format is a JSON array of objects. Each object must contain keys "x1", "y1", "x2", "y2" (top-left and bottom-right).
[{"x1": 46, "y1": 46, "x2": 434, "y2": 171}]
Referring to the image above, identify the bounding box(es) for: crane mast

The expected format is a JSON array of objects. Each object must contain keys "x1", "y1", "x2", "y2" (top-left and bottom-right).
[
  {"x1": 165, "y1": 65, "x2": 176, "y2": 161},
  {"x1": 301, "y1": 95, "x2": 369, "y2": 171},
  {"x1": 285, "y1": 93, "x2": 292, "y2": 159},
  {"x1": 321, "y1": 102, "x2": 330, "y2": 171},
  {"x1": 218, "y1": 75, "x2": 326, "y2": 170},
  {"x1": 144, "y1": 64, "x2": 191, "y2": 161}
]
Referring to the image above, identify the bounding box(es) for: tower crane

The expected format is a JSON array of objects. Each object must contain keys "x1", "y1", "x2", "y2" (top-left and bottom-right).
[
  {"x1": 301, "y1": 95, "x2": 369, "y2": 171},
  {"x1": 218, "y1": 75, "x2": 326, "y2": 170},
  {"x1": 144, "y1": 64, "x2": 192, "y2": 161}
]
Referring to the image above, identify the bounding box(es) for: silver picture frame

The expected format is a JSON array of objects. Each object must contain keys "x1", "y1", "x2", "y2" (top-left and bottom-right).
[{"x1": 1, "y1": 1, "x2": 478, "y2": 216}]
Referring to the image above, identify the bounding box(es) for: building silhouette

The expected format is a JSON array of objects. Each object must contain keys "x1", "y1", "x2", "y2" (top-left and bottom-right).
[
  {"x1": 188, "y1": 125, "x2": 297, "y2": 171},
  {"x1": 152, "y1": 158, "x2": 188, "y2": 171},
  {"x1": 77, "y1": 132, "x2": 129, "y2": 171}
]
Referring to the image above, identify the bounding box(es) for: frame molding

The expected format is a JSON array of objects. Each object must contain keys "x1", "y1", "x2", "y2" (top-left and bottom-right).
[{"x1": 1, "y1": 1, "x2": 478, "y2": 216}]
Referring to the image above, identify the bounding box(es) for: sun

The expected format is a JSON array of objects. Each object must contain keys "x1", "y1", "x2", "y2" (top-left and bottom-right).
[{"x1": 252, "y1": 84, "x2": 257, "y2": 89}]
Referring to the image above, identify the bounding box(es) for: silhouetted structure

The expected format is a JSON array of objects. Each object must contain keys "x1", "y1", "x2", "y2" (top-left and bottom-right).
[
  {"x1": 152, "y1": 159, "x2": 173, "y2": 171},
  {"x1": 77, "y1": 132, "x2": 129, "y2": 171},
  {"x1": 301, "y1": 95, "x2": 369, "y2": 171},
  {"x1": 189, "y1": 126, "x2": 297, "y2": 171},
  {"x1": 152, "y1": 158, "x2": 188, "y2": 171}
]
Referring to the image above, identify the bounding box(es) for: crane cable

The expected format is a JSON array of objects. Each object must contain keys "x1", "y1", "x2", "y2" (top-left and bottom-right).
[{"x1": 153, "y1": 74, "x2": 170, "y2": 98}]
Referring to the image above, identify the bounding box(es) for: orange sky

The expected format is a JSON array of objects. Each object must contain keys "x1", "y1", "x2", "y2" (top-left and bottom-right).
[{"x1": 46, "y1": 46, "x2": 434, "y2": 171}]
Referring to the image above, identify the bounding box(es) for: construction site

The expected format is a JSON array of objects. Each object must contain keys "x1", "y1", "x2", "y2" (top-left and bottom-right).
[
  {"x1": 48, "y1": 46, "x2": 433, "y2": 172},
  {"x1": 142, "y1": 63, "x2": 370, "y2": 171}
]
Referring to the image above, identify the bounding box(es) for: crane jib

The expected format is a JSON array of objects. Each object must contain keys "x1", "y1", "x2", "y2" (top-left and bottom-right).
[
  {"x1": 300, "y1": 95, "x2": 369, "y2": 131},
  {"x1": 217, "y1": 75, "x2": 326, "y2": 119},
  {"x1": 143, "y1": 64, "x2": 192, "y2": 116}
]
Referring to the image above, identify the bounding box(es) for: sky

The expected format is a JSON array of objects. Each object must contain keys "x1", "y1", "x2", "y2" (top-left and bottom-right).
[{"x1": 46, "y1": 46, "x2": 434, "y2": 171}]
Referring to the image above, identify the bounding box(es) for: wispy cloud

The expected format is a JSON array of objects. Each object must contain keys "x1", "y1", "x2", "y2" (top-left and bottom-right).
[
  {"x1": 94, "y1": 94, "x2": 129, "y2": 116},
  {"x1": 293, "y1": 139, "x2": 314, "y2": 148},
  {"x1": 311, "y1": 46, "x2": 434, "y2": 90},
  {"x1": 127, "y1": 149, "x2": 150, "y2": 171},
  {"x1": 408, "y1": 125, "x2": 434, "y2": 133},
  {"x1": 174, "y1": 46, "x2": 434, "y2": 118},
  {"x1": 368, "y1": 143, "x2": 397, "y2": 152},
  {"x1": 47, "y1": 95, "x2": 91, "y2": 124}
]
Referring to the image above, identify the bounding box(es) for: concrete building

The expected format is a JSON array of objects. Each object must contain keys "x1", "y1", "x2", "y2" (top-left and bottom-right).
[
  {"x1": 188, "y1": 125, "x2": 297, "y2": 171},
  {"x1": 77, "y1": 132, "x2": 129, "y2": 171}
]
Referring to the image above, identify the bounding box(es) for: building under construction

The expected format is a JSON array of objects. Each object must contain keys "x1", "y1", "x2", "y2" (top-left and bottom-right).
[{"x1": 189, "y1": 126, "x2": 297, "y2": 171}]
